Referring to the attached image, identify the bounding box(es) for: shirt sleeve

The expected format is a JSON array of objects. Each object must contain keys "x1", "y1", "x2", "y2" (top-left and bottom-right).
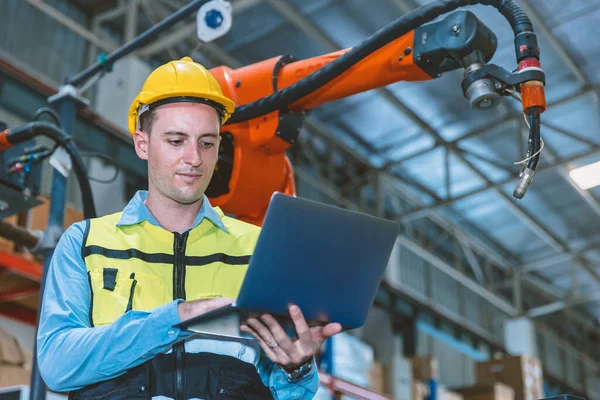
[
  {"x1": 257, "y1": 351, "x2": 319, "y2": 400},
  {"x1": 36, "y1": 221, "x2": 186, "y2": 392}
]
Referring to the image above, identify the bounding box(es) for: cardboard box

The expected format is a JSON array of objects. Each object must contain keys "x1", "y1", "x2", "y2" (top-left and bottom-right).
[
  {"x1": 0, "y1": 365, "x2": 30, "y2": 387},
  {"x1": 0, "y1": 329, "x2": 24, "y2": 366},
  {"x1": 476, "y1": 356, "x2": 543, "y2": 400},
  {"x1": 454, "y1": 383, "x2": 514, "y2": 400},
  {"x1": 412, "y1": 380, "x2": 429, "y2": 400},
  {"x1": 440, "y1": 387, "x2": 464, "y2": 400},
  {"x1": 410, "y1": 356, "x2": 439, "y2": 381},
  {"x1": 29, "y1": 197, "x2": 83, "y2": 232},
  {"x1": 369, "y1": 361, "x2": 386, "y2": 395}
]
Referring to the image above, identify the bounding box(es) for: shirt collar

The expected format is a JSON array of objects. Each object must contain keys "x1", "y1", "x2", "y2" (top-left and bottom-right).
[{"x1": 116, "y1": 190, "x2": 228, "y2": 233}]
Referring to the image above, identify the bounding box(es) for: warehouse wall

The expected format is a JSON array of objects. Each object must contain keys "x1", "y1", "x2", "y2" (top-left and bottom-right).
[
  {"x1": 0, "y1": 0, "x2": 87, "y2": 88},
  {"x1": 417, "y1": 329, "x2": 477, "y2": 389},
  {"x1": 393, "y1": 241, "x2": 507, "y2": 344}
]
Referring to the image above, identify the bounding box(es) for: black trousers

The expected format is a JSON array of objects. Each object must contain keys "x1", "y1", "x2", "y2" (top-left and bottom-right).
[{"x1": 68, "y1": 353, "x2": 274, "y2": 400}]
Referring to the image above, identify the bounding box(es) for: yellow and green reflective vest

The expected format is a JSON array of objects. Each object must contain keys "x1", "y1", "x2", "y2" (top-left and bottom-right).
[{"x1": 82, "y1": 206, "x2": 260, "y2": 326}]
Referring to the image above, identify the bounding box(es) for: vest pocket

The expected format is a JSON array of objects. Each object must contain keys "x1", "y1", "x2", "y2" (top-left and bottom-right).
[
  {"x1": 89, "y1": 268, "x2": 137, "y2": 326},
  {"x1": 88, "y1": 268, "x2": 165, "y2": 325}
]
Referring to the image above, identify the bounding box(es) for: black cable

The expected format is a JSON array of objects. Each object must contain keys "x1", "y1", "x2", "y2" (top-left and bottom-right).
[
  {"x1": 527, "y1": 107, "x2": 541, "y2": 170},
  {"x1": 227, "y1": 0, "x2": 533, "y2": 124},
  {"x1": 32, "y1": 107, "x2": 61, "y2": 127},
  {"x1": 3, "y1": 122, "x2": 97, "y2": 219},
  {"x1": 80, "y1": 151, "x2": 120, "y2": 184}
]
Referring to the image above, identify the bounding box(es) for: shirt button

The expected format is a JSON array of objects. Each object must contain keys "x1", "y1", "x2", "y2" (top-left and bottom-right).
[{"x1": 168, "y1": 329, "x2": 176, "y2": 337}]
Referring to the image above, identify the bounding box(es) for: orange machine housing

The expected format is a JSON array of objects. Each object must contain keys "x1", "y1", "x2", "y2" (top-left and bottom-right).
[{"x1": 208, "y1": 31, "x2": 432, "y2": 225}]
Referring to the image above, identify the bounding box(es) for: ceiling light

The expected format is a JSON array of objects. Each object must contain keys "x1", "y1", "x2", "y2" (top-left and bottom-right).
[{"x1": 569, "y1": 161, "x2": 600, "y2": 190}]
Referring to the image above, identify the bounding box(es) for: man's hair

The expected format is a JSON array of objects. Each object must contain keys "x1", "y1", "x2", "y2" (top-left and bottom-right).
[
  {"x1": 139, "y1": 109, "x2": 159, "y2": 134},
  {"x1": 138, "y1": 103, "x2": 223, "y2": 134}
]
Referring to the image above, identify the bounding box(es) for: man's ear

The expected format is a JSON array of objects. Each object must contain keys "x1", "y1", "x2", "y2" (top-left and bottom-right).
[{"x1": 133, "y1": 130, "x2": 149, "y2": 161}]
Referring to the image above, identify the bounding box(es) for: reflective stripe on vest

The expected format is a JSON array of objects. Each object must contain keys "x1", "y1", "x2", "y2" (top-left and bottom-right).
[{"x1": 82, "y1": 207, "x2": 260, "y2": 326}]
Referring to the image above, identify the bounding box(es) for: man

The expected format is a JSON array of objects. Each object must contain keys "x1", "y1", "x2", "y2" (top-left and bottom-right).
[{"x1": 37, "y1": 56, "x2": 341, "y2": 399}]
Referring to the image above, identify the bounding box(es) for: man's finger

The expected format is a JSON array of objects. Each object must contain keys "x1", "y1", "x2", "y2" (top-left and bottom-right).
[
  {"x1": 246, "y1": 318, "x2": 293, "y2": 363},
  {"x1": 240, "y1": 324, "x2": 279, "y2": 362},
  {"x1": 246, "y1": 318, "x2": 278, "y2": 347},
  {"x1": 322, "y1": 323, "x2": 342, "y2": 338},
  {"x1": 260, "y1": 314, "x2": 295, "y2": 354},
  {"x1": 288, "y1": 305, "x2": 311, "y2": 343}
]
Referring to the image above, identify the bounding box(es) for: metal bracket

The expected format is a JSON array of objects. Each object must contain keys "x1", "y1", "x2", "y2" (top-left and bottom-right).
[
  {"x1": 48, "y1": 84, "x2": 90, "y2": 109},
  {"x1": 40, "y1": 224, "x2": 65, "y2": 252},
  {"x1": 276, "y1": 112, "x2": 306, "y2": 145},
  {"x1": 461, "y1": 63, "x2": 546, "y2": 96}
]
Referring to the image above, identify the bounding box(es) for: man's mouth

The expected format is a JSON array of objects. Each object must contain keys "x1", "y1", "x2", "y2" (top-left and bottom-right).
[{"x1": 177, "y1": 173, "x2": 202, "y2": 182}]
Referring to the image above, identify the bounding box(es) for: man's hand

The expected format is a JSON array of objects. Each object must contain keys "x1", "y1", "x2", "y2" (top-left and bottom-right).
[
  {"x1": 177, "y1": 297, "x2": 234, "y2": 322},
  {"x1": 240, "y1": 304, "x2": 342, "y2": 370}
]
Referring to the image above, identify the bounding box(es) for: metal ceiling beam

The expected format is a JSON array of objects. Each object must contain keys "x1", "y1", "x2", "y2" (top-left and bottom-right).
[
  {"x1": 397, "y1": 235, "x2": 517, "y2": 315},
  {"x1": 527, "y1": 290, "x2": 600, "y2": 319},
  {"x1": 125, "y1": 0, "x2": 139, "y2": 43},
  {"x1": 524, "y1": 241, "x2": 600, "y2": 273},
  {"x1": 399, "y1": 146, "x2": 600, "y2": 222},
  {"x1": 95, "y1": 2, "x2": 127, "y2": 23},
  {"x1": 26, "y1": 0, "x2": 118, "y2": 52},
  {"x1": 139, "y1": 1, "x2": 180, "y2": 60},
  {"x1": 457, "y1": 150, "x2": 567, "y2": 252},
  {"x1": 137, "y1": 22, "x2": 196, "y2": 57},
  {"x1": 456, "y1": 233, "x2": 486, "y2": 284},
  {"x1": 544, "y1": 121, "x2": 600, "y2": 148},
  {"x1": 264, "y1": 0, "x2": 338, "y2": 50}
]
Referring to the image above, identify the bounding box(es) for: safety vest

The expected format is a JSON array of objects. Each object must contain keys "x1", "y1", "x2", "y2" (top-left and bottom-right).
[
  {"x1": 73, "y1": 208, "x2": 274, "y2": 400},
  {"x1": 82, "y1": 207, "x2": 259, "y2": 326}
]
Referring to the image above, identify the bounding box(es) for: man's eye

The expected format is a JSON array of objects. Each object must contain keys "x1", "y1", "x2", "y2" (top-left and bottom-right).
[
  {"x1": 201, "y1": 141, "x2": 215, "y2": 148},
  {"x1": 169, "y1": 140, "x2": 183, "y2": 146}
]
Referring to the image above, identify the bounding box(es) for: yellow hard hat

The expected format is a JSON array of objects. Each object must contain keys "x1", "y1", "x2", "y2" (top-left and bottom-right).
[{"x1": 127, "y1": 56, "x2": 235, "y2": 134}]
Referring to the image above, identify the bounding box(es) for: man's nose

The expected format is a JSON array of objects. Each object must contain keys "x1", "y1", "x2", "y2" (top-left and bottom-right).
[{"x1": 182, "y1": 142, "x2": 202, "y2": 167}]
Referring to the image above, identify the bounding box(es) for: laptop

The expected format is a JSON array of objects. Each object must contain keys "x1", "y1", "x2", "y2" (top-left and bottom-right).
[{"x1": 175, "y1": 192, "x2": 398, "y2": 335}]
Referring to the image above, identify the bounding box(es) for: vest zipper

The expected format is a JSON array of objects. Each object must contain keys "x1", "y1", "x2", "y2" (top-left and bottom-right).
[{"x1": 173, "y1": 231, "x2": 189, "y2": 400}]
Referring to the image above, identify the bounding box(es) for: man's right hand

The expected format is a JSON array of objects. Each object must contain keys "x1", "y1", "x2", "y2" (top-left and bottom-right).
[{"x1": 177, "y1": 297, "x2": 234, "y2": 322}]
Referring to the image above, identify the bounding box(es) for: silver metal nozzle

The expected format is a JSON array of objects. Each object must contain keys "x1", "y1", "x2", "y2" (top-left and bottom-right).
[{"x1": 513, "y1": 167, "x2": 535, "y2": 199}]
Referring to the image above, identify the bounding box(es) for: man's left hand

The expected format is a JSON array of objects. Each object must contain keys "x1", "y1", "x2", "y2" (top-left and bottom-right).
[{"x1": 240, "y1": 304, "x2": 342, "y2": 370}]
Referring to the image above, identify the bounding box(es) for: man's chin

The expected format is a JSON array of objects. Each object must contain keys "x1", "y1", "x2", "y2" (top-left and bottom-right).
[{"x1": 171, "y1": 190, "x2": 205, "y2": 205}]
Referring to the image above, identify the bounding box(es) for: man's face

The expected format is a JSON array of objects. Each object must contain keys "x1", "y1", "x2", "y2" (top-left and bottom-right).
[{"x1": 133, "y1": 102, "x2": 221, "y2": 205}]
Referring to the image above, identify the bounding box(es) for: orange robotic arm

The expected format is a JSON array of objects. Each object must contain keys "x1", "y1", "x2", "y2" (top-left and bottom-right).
[
  {"x1": 207, "y1": 31, "x2": 430, "y2": 225},
  {"x1": 205, "y1": 10, "x2": 546, "y2": 225}
]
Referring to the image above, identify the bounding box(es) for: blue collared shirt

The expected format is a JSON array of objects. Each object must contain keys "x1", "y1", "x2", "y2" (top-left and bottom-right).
[{"x1": 37, "y1": 191, "x2": 318, "y2": 399}]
